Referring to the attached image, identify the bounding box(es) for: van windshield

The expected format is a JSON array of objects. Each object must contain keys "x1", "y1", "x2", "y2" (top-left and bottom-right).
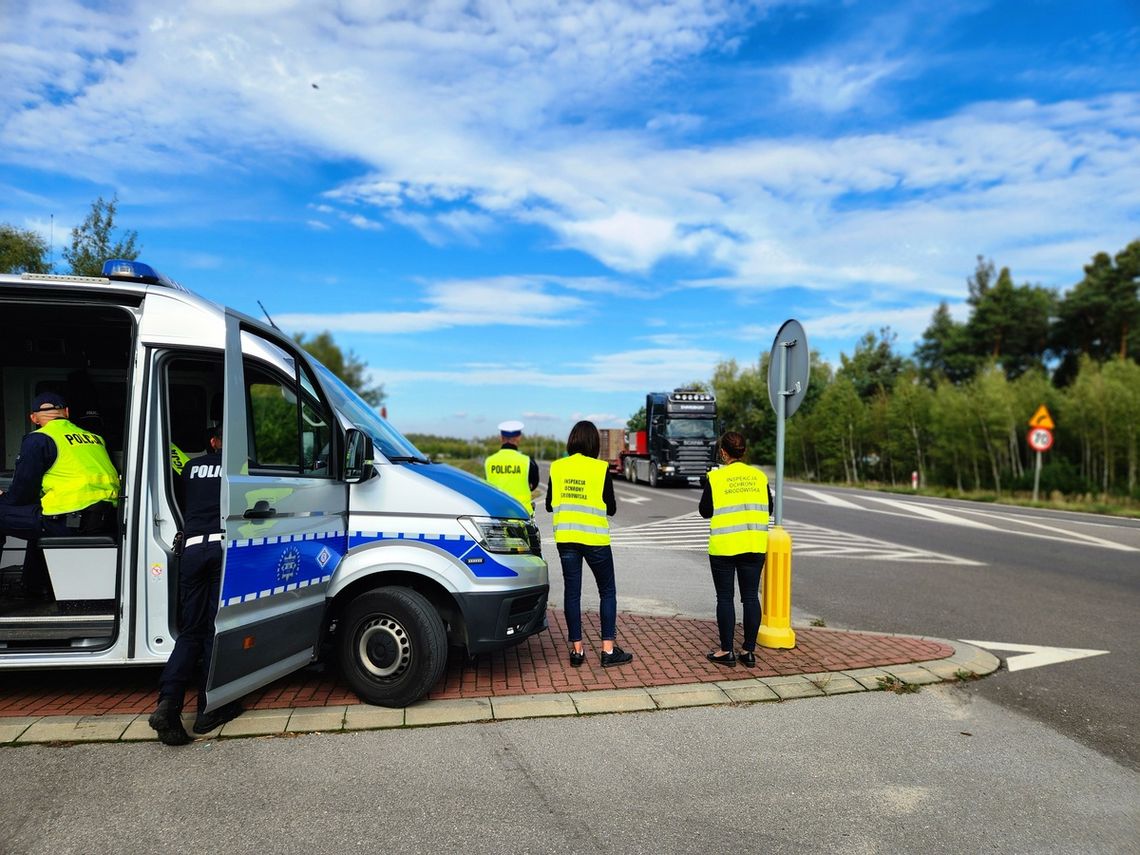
[{"x1": 314, "y1": 363, "x2": 429, "y2": 463}]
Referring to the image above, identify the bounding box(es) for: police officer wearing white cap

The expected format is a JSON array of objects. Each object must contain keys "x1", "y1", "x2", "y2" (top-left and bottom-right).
[{"x1": 484, "y1": 420, "x2": 540, "y2": 516}]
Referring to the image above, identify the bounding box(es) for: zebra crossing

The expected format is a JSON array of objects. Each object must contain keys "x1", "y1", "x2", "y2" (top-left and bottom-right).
[{"x1": 608, "y1": 512, "x2": 980, "y2": 565}]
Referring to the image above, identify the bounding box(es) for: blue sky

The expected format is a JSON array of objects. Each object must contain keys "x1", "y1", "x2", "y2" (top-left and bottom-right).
[{"x1": 2, "y1": 1, "x2": 1138, "y2": 439}]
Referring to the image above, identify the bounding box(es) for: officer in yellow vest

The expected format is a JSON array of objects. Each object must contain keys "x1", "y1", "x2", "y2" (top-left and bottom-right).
[
  {"x1": 698, "y1": 431, "x2": 771, "y2": 668},
  {"x1": 0, "y1": 392, "x2": 120, "y2": 599},
  {"x1": 484, "y1": 420, "x2": 539, "y2": 515},
  {"x1": 545, "y1": 420, "x2": 633, "y2": 668}
]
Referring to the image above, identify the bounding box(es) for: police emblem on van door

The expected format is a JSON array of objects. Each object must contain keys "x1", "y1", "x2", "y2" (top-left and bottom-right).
[{"x1": 277, "y1": 546, "x2": 301, "y2": 584}]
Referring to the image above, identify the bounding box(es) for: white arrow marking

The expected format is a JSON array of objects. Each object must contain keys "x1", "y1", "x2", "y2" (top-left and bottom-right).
[
  {"x1": 616, "y1": 493, "x2": 651, "y2": 505},
  {"x1": 960, "y1": 640, "x2": 1109, "y2": 672}
]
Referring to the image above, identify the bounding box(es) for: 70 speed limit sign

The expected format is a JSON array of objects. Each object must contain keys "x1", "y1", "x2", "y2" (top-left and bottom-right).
[{"x1": 1027, "y1": 427, "x2": 1054, "y2": 452}]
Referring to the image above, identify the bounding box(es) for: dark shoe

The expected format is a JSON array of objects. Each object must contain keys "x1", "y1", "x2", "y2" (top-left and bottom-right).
[
  {"x1": 738, "y1": 650, "x2": 756, "y2": 668},
  {"x1": 569, "y1": 648, "x2": 585, "y2": 667},
  {"x1": 706, "y1": 650, "x2": 736, "y2": 667},
  {"x1": 600, "y1": 646, "x2": 633, "y2": 667},
  {"x1": 192, "y1": 701, "x2": 244, "y2": 735},
  {"x1": 148, "y1": 698, "x2": 192, "y2": 746}
]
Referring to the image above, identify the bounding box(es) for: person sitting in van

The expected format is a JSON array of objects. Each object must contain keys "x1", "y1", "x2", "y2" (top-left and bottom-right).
[{"x1": 0, "y1": 392, "x2": 120, "y2": 600}]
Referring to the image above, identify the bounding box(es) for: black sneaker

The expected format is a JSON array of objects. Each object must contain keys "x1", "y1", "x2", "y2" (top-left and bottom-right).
[
  {"x1": 148, "y1": 698, "x2": 192, "y2": 746},
  {"x1": 569, "y1": 648, "x2": 585, "y2": 667},
  {"x1": 600, "y1": 646, "x2": 633, "y2": 667},
  {"x1": 192, "y1": 700, "x2": 244, "y2": 735}
]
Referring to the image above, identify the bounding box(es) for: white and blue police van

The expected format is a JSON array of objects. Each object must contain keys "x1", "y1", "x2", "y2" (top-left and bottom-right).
[{"x1": 0, "y1": 260, "x2": 549, "y2": 708}]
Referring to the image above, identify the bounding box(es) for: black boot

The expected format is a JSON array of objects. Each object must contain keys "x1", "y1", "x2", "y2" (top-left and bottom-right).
[
  {"x1": 192, "y1": 700, "x2": 244, "y2": 735},
  {"x1": 148, "y1": 697, "x2": 192, "y2": 746}
]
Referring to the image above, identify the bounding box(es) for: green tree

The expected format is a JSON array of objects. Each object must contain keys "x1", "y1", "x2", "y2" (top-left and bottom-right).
[
  {"x1": 709, "y1": 358, "x2": 773, "y2": 462},
  {"x1": 0, "y1": 224, "x2": 50, "y2": 273},
  {"x1": 626, "y1": 405, "x2": 646, "y2": 432},
  {"x1": 293, "y1": 330, "x2": 386, "y2": 407},
  {"x1": 926, "y1": 380, "x2": 978, "y2": 491},
  {"x1": 916, "y1": 301, "x2": 977, "y2": 385},
  {"x1": 837, "y1": 327, "x2": 909, "y2": 400},
  {"x1": 63, "y1": 195, "x2": 140, "y2": 277},
  {"x1": 966, "y1": 259, "x2": 1055, "y2": 380},
  {"x1": 886, "y1": 368, "x2": 934, "y2": 487},
  {"x1": 1051, "y1": 239, "x2": 1140, "y2": 384},
  {"x1": 812, "y1": 375, "x2": 865, "y2": 482}
]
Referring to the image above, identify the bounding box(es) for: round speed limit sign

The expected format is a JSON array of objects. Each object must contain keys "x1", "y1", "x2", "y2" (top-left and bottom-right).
[{"x1": 1027, "y1": 427, "x2": 1054, "y2": 452}]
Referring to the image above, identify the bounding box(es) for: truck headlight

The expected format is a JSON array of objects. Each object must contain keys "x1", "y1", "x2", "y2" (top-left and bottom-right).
[{"x1": 459, "y1": 516, "x2": 533, "y2": 554}]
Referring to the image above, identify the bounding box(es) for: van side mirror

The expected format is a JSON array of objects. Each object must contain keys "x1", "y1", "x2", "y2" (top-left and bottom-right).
[{"x1": 344, "y1": 428, "x2": 375, "y2": 483}]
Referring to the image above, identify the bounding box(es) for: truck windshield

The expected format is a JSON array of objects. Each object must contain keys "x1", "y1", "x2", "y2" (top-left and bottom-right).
[
  {"x1": 314, "y1": 363, "x2": 429, "y2": 463},
  {"x1": 665, "y1": 419, "x2": 716, "y2": 440}
]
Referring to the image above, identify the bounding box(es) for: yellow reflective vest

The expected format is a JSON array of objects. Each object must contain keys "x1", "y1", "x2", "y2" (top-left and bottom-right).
[
  {"x1": 485, "y1": 447, "x2": 534, "y2": 515},
  {"x1": 170, "y1": 442, "x2": 190, "y2": 475},
  {"x1": 707, "y1": 462, "x2": 769, "y2": 556},
  {"x1": 550, "y1": 454, "x2": 610, "y2": 546},
  {"x1": 36, "y1": 418, "x2": 121, "y2": 515}
]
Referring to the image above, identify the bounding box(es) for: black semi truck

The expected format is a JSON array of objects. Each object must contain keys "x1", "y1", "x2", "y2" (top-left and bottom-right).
[{"x1": 621, "y1": 389, "x2": 718, "y2": 486}]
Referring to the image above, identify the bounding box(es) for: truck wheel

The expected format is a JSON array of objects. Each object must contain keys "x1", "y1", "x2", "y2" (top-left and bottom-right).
[
  {"x1": 648, "y1": 464, "x2": 658, "y2": 487},
  {"x1": 628, "y1": 462, "x2": 638, "y2": 484},
  {"x1": 338, "y1": 587, "x2": 447, "y2": 708}
]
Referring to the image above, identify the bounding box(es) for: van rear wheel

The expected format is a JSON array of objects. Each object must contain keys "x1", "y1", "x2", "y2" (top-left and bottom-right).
[{"x1": 338, "y1": 587, "x2": 447, "y2": 708}]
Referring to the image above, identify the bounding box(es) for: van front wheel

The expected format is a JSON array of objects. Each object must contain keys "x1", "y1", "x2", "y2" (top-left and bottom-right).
[{"x1": 338, "y1": 587, "x2": 448, "y2": 708}]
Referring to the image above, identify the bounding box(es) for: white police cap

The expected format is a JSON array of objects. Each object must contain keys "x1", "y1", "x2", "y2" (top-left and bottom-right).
[{"x1": 498, "y1": 420, "x2": 524, "y2": 436}]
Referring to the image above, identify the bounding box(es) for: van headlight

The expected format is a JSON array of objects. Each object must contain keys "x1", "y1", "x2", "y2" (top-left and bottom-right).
[{"x1": 459, "y1": 516, "x2": 533, "y2": 554}]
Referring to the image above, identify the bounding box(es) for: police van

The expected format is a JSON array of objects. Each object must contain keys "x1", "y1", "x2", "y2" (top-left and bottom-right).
[{"x1": 0, "y1": 261, "x2": 548, "y2": 708}]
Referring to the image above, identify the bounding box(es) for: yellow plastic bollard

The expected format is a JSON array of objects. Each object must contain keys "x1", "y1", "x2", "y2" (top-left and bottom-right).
[{"x1": 758, "y1": 524, "x2": 796, "y2": 649}]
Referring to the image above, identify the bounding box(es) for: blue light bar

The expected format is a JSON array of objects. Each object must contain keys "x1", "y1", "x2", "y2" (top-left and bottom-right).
[{"x1": 102, "y1": 259, "x2": 160, "y2": 284}]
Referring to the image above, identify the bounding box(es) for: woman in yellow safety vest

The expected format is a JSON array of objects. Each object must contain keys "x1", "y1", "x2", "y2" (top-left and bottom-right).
[
  {"x1": 698, "y1": 431, "x2": 772, "y2": 668},
  {"x1": 545, "y1": 420, "x2": 633, "y2": 668}
]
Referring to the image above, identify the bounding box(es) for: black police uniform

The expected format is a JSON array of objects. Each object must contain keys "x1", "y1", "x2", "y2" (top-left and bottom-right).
[{"x1": 157, "y1": 449, "x2": 225, "y2": 717}]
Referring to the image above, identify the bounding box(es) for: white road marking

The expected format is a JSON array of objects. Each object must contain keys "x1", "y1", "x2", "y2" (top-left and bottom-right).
[
  {"x1": 789, "y1": 487, "x2": 863, "y2": 509},
  {"x1": 961, "y1": 640, "x2": 1110, "y2": 672},
  {"x1": 783, "y1": 489, "x2": 1138, "y2": 552},
  {"x1": 949, "y1": 509, "x2": 1139, "y2": 552},
  {"x1": 609, "y1": 513, "x2": 981, "y2": 565},
  {"x1": 858, "y1": 496, "x2": 1001, "y2": 529},
  {"x1": 616, "y1": 492, "x2": 651, "y2": 505}
]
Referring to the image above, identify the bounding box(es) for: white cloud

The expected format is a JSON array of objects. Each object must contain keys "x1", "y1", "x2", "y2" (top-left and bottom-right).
[
  {"x1": 785, "y1": 60, "x2": 902, "y2": 113},
  {"x1": 275, "y1": 274, "x2": 589, "y2": 333},
  {"x1": 2, "y1": 0, "x2": 1136, "y2": 309},
  {"x1": 374, "y1": 345, "x2": 723, "y2": 394}
]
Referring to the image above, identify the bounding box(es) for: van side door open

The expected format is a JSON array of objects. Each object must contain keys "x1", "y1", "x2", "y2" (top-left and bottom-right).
[{"x1": 204, "y1": 316, "x2": 348, "y2": 709}]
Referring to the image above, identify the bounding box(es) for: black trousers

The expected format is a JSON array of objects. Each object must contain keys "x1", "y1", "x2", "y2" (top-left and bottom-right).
[
  {"x1": 709, "y1": 552, "x2": 765, "y2": 653},
  {"x1": 158, "y1": 542, "x2": 222, "y2": 713}
]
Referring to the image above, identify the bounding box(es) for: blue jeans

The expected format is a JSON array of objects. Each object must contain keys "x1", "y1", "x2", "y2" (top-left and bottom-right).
[
  {"x1": 709, "y1": 552, "x2": 764, "y2": 653},
  {"x1": 557, "y1": 543, "x2": 617, "y2": 643},
  {"x1": 158, "y1": 542, "x2": 222, "y2": 713}
]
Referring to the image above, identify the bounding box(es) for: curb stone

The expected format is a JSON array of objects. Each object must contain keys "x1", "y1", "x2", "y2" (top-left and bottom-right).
[{"x1": 0, "y1": 636, "x2": 1002, "y2": 746}]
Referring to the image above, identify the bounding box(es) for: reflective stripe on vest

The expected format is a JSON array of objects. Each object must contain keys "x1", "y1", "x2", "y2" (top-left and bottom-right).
[
  {"x1": 707, "y1": 462, "x2": 769, "y2": 556},
  {"x1": 484, "y1": 447, "x2": 533, "y2": 515},
  {"x1": 550, "y1": 454, "x2": 610, "y2": 546},
  {"x1": 37, "y1": 419, "x2": 121, "y2": 515}
]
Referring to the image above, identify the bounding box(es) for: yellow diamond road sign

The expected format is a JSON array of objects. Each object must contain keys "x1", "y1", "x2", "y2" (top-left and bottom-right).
[{"x1": 1029, "y1": 404, "x2": 1054, "y2": 430}]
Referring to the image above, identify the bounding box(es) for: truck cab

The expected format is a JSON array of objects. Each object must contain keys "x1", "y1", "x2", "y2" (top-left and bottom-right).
[
  {"x1": 0, "y1": 261, "x2": 548, "y2": 708},
  {"x1": 624, "y1": 389, "x2": 718, "y2": 486}
]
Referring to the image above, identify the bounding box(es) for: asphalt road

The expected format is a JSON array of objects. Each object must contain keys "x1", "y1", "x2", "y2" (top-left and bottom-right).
[
  {"x1": 2, "y1": 690, "x2": 1137, "y2": 854},
  {"x1": 538, "y1": 470, "x2": 1139, "y2": 771}
]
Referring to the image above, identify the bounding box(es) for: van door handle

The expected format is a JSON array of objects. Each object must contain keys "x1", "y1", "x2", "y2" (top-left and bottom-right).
[{"x1": 243, "y1": 501, "x2": 277, "y2": 519}]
